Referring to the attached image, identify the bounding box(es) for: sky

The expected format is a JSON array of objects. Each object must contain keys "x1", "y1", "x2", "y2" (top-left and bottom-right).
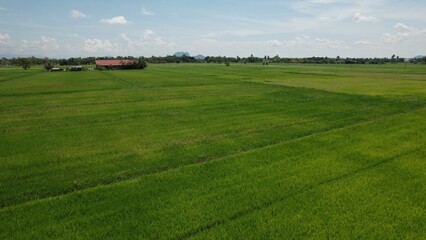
[{"x1": 0, "y1": 0, "x2": 425, "y2": 58}]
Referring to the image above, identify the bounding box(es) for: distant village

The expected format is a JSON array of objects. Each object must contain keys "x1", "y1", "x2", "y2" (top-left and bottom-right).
[{"x1": 49, "y1": 59, "x2": 147, "y2": 72}]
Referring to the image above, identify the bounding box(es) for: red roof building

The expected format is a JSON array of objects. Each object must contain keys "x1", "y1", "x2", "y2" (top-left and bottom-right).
[{"x1": 95, "y1": 60, "x2": 135, "y2": 67}]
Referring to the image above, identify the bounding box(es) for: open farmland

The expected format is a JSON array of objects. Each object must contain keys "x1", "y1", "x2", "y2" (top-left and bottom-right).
[{"x1": 0, "y1": 64, "x2": 425, "y2": 239}]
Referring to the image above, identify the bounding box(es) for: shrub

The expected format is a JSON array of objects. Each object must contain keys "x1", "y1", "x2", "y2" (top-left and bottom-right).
[
  {"x1": 44, "y1": 62, "x2": 54, "y2": 71},
  {"x1": 122, "y1": 58, "x2": 148, "y2": 70}
]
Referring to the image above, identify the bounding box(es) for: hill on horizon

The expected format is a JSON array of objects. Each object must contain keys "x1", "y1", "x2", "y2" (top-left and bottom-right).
[{"x1": 173, "y1": 52, "x2": 190, "y2": 57}]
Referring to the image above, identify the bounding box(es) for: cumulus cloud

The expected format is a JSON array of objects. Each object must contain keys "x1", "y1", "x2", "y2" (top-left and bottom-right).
[
  {"x1": 267, "y1": 40, "x2": 283, "y2": 47},
  {"x1": 355, "y1": 40, "x2": 371, "y2": 45},
  {"x1": 394, "y1": 23, "x2": 410, "y2": 31},
  {"x1": 34, "y1": 36, "x2": 59, "y2": 51},
  {"x1": 313, "y1": 38, "x2": 348, "y2": 49},
  {"x1": 142, "y1": 30, "x2": 175, "y2": 48},
  {"x1": 119, "y1": 33, "x2": 135, "y2": 48},
  {"x1": 119, "y1": 30, "x2": 174, "y2": 48},
  {"x1": 16, "y1": 40, "x2": 29, "y2": 52},
  {"x1": 119, "y1": 33, "x2": 131, "y2": 42},
  {"x1": 83, "y1": 38, "x2": 118, "y2": 53},
  {"x1": 285, "y1": 35, "x2": 348, "y2": 49},
  {"x1": 117, "y1": 30, "x2": 176, "y2": 56},
  {"x1": 14, "y1": 36, "x2": 61, "y2": 54},
  {"x1": 353, "y1": 13, "x2": 380, "y2": 23},
  {"x1": 141, "y1": 7, "x2": 155, "y2": 16},
  {"x1": 70, "y1": 9, "x2": 87, "y2": 18},
  {"x1": 0, "y1": 32, "x2": 10, "y2": 44},
  {"x1": 382, "y1": 23, "x2": 426, "y2": 43},
  {"x1": 100, "y1": 16, "x2": 130, "y2": 25}
]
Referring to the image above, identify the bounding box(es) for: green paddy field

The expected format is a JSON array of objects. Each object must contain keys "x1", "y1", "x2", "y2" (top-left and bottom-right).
[{"x1": 0, "y1": 63, "x2": 425, "y2": 239}]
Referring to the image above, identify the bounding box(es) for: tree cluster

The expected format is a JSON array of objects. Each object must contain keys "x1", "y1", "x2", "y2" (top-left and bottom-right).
[
  {"x1": 145, "y1": 55, "x2": 197, "y2": 64},
  {"x1": 202, "y1": 55, "x2": 407, "y2": 64},
  {"x1": 1, "y1": 54, "x2": 419, "y2": 70},
  {"x1": 120, "y1": 58, "x2": 148, "y2": 70},
  {"x1": 408, "y1": 56, "x2": 426, "y2": 64}
]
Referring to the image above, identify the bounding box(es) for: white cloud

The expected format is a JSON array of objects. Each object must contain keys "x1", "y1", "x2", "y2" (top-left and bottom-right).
[
  {"x1": 18, "y1": 40, "x2": 29, "y2": 52},
  {"x1": 34, "y1": 36, "x2": 59, "y2": 51},
  {"x1": 120, "y1": 33, "x2": 131, "y2": 42},
  {"x1": 355, "y1": 40, "x2": 372, "y2": 45},
  {"x1": 394, "y1": 23, "x2": 410, "y2": 31},
  {"x1": 4, "y1": 37, "x2": 61, "y2": 55},
  {"x1": 186, "y1": 38, "x2": 262, "y2": 57},
  {"x1": 71, "y1": 33, "x2": 85, "y2": 40},
  {"x1": 285, "y1": 35, "x2": 347, "y2": 49},
  {"x1": 0, "y1": 32, "x2": 10, "y2": 44},
  {"x1": 267, "y1": 40, "x2": 283, "y2": 47},
  {"x1": 313, "y1": 37, "x2": 348, "y2": 49},
  {"x1": 83, "y1": 38, "x2": 119, "y2": 53},
  {"x1": 228, "y1": 16, "x2": 318, "y2": 33},
  {"x1": 143, "y1": 30, "x2": 163, "y2": 43},
  {"x1": 142, "y1": 30, "x2": 175, "y2": 48},
  {"x1": 382, "y1": 23, "x2": 426, "y2": 43},
  {"x1": 119, "y1": 33, "x2": 135, "y2": 48},
  {"x1": 141, "y1": 7, "x2": 155, "y2": 16},
  {"x1": 353, "y1": 13, "x2": 380, "y2": 23},
  {"x1": 100, "y1": 16, "x2": 130, "y2": 25},
  {"x1": 70, "y1": 9, "x2": 87, "y2": 19},
  {"x1": 117, "y1": 30, "x2": 176, "y2": 56}
]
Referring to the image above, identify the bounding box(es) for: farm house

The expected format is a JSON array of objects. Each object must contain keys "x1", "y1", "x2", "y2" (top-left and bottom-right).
[
  {"x1": 95, "y1": 60, "x2": 135, "y2": 70},
  {"x1": 69, "y1": 66, "x2": 83, "y2": 71}
]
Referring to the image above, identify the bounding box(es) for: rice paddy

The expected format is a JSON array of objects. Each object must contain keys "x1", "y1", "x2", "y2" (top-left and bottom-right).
[{"x1": 0, "y1": 63, "x2": 425, "y2": 239}]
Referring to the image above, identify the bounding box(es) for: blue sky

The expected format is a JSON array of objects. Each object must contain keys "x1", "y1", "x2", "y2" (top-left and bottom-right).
[{"x1": 0, "y1": 0, "x2": 425, "y2": 58}]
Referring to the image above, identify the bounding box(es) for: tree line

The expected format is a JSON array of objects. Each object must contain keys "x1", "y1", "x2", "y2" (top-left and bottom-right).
[
  {"x1": 1, "y1": 54, "x2": 424, "y2": 70},
  {"x1": 203, "y1": 55, "x2": 410, "y2": 64}
]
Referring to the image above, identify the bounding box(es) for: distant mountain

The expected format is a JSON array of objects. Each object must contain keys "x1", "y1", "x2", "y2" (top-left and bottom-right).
[
  {"x1": 173, "y1": 52, "x2": 190, "y2": 57},
  {"x1": 413, "y1": 55, "x2": 425, "y2": 59},
  {"x1": 194, "y1": 55, "x2": 206, "y2": 60}
]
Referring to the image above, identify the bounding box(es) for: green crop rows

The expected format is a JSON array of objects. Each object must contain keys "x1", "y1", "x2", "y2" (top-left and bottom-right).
[{"x1": 1, "y1": 63, "x2": 425, "y2": 239}]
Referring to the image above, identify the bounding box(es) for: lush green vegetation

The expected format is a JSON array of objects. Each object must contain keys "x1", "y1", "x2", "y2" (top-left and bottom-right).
[
  {"x1": 3, "y1": 54, "x2": 424, "y2": 68},
  {"x1": 0, "y1": 63, "x2": 425, "y2": 239}
]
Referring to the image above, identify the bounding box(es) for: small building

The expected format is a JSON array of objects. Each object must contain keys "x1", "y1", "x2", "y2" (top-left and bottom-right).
[
  {"x1": 95, "y1": 60, "x2": 135, "y2": 70},
  {"x1": 69, "y1": 66, "x2": 83, "y2": 71}
]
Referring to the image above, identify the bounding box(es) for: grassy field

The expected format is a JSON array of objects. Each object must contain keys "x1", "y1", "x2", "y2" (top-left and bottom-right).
[{"x1": 0, "y1": 63, "x2": 425, "y2": 239}]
